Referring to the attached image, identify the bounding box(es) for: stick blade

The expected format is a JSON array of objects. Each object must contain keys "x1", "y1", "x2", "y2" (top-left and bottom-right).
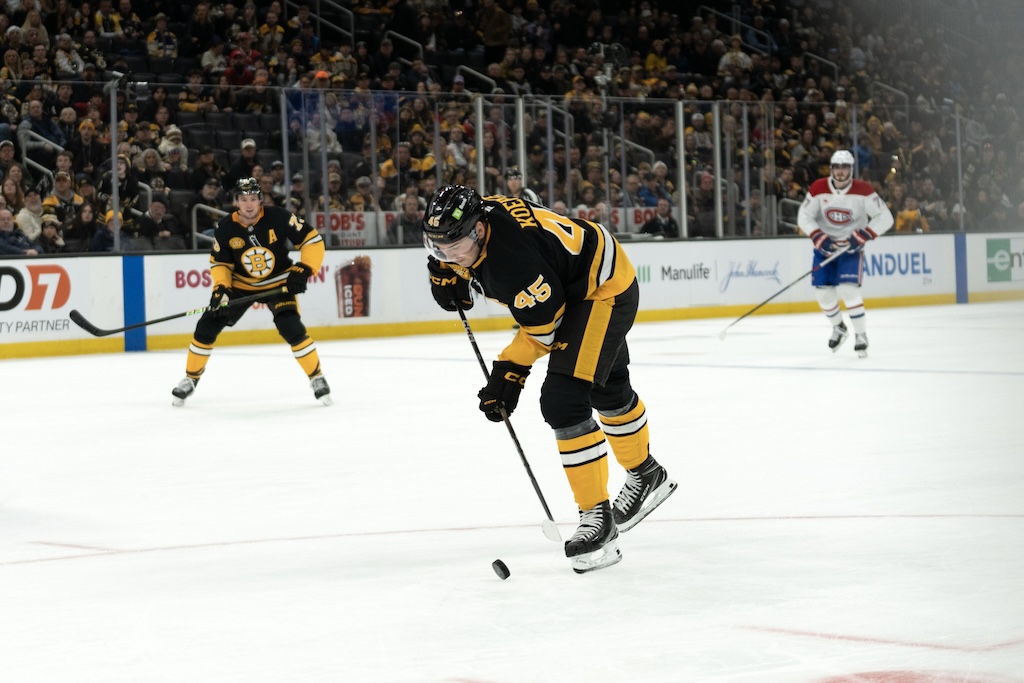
[
  {"x1": 542, "y1": 519, "x2": 562, "y2": 542},
  {"x1": 718, "y1": 328, "x2": 728, "y2": 341},
  {"x1": 69, "y1": 310, "x2": 113, "y2": 337}
]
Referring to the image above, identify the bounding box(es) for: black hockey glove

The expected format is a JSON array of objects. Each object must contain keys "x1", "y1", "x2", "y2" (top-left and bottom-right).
[
  {"x1": 427, "y1": 256, "x2": 473, "y2": 312},
  {"x1": 208, "y1": 284, "x2": 231, "y2": 311},
  {"x1": 478, "y1": 361, "x2": 530, "y2": 422},
  {"x1": 287, "y1": 262, "x2": 314, "y2": 294}
]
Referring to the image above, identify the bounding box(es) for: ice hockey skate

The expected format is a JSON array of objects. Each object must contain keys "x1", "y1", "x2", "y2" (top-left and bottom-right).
[
  {"x1": 171, "y1": 377, "x2": 197, "y2": 406},
  {"x1": 310, "y1": 375, "x2": 333, "y2": 405},
  {"x1": 828, "y1": 322, "x2": 849, "y2": 351},
  {"x1": 565, "y1": 500, "x2": 622, "y2": 574},
  {"x1": 854, "y1": 333, "x2": 869, "y2": 358},
  {"x1": 613, "y1": 455, "x2": 678, "y2": 532}
]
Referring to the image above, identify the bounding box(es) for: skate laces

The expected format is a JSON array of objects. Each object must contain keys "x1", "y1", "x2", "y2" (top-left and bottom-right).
[
  {"x1": 615, "y1": 470, "x2": 644, "y2": 511},
  {"x1": 175, "y1": 378, "x2": 194, "y2": 392},
  {"x1": 570, "y1": 507, "x2": 605, "y2": 542}
]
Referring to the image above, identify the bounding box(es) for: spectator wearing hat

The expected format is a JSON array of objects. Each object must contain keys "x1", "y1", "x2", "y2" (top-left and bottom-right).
[
  {"x1": 158, "y1": 125, "x2": 188, "y2": 171},
  {"x1": 43, "y1": 170, "x2": 84, "y2": 227},
  {"x1": 288, "y1": 173, "x2": 306, "y2": 217},
  {"x1": 147, "y1": 13, "x2": 179, "y2": 59},
  {"x1": 191, "y1": 177, "x2": 227, "y2": 238},
  {"x1": 224, "y1": 137, "x2": 259, "y2": 189},
  {"x1": 238, "y1": 70, "x2": 276, "y2": 115},
  {"x1": 37, "y1": 212, "x2": 67, "y2": 254},
  {"x1": 315, "y1": 171, "x2": 347, "y2": 214},
  {"x1": 141, "y1": 195, "x2": 187, "y2": 250},
  {"x1": 504, "y1": 166, "x2": 541, "y2": 204},
  {"x1": 69, "y1": 120, "x2": 108, "y2": 182},
  {"x1": 90, "y1": 210, "x2": 134, "y2": 252},
  {"x1": 0, "y1": 137, "x2": 16, "y2": 176},
  {"x1": 234, "y1": 30, "x2": 262, "y2": 63},
  {"x1": 368, "y1": 38, "x2": 395, "y2": 80},
  {"x1": 268, "y1": 160, "x2": 287, "y2": 196},
  {"x1": 73, "y1": 174, "x2": 102, "y2": 213},
  {"x1": 225, "y1": 48, "x2": 255, "y2": 87},
  {"x1": 98, "y1": 154, "x2": 141, "y2": 215},
  {"x1": 178, "y1": 68, "x2": 218, "y2": 113},
  {"x1": 348, "y1": 175, "x2": 375, "y2": 212}
]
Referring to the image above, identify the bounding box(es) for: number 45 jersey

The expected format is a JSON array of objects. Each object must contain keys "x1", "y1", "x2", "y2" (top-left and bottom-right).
[
  {"x1": 451, "y1": 195, "x2": 636, "y2": 368},
  {"x1": 209, "y1": 205, "x2": 325, "y2": 293}
]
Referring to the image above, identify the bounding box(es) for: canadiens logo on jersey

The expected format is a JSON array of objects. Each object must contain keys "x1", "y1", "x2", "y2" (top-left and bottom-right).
[
  {"x1": 241, "y1": 246, "x2": 275, "y2": 277},
  {"x1": 826, "y1": 208, "x2": 853, "y2": 225}
]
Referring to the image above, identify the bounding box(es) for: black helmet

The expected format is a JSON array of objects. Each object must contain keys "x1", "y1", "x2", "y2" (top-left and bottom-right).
[
  {"x1": 234, "y1": 176, "x2": 261, "y2": 199},
  {"x1": 504, "y1": 166, "x2": 522, "y2": 179},
  {"x1": 422, "y1": 185, "x2": 484, "y2": 258}
]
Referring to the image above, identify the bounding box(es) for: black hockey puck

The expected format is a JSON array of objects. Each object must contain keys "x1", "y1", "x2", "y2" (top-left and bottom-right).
[{"x1": 492, "y1": 559, "x2": 510, "y2": 580}]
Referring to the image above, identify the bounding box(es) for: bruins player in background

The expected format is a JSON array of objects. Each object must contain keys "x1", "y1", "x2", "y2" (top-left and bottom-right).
[
  {"x1": 422, "y1": 185, "x2": 677, "y2": 574},
  {"x1": 170, "y1": 177, "x2": 332, "y2": 406}
]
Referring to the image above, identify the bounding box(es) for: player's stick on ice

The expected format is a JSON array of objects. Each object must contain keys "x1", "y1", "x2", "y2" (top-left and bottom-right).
[
  {"x1": 718, "y1": 247, "x2": 849, "y2": 340},
  {"x1": 70, "y1": 287, "x2": 288, "y2": 337},
  {"x1": 456, "y1": 304, "x2": 562, "y2": 543}
]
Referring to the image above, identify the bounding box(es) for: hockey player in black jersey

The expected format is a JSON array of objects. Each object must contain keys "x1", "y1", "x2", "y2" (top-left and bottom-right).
[
  {"x1": 170, "y1": 177, "x2": 332, "y2": 406},
  {"x1": 422, "y1": 185, "x2": 677, "y2": 573}
]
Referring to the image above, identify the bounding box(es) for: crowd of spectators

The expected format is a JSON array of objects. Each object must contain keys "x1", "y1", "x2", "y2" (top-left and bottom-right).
[{"x1": 0, "y1": 0, "x2": 1021, "y2": 257}]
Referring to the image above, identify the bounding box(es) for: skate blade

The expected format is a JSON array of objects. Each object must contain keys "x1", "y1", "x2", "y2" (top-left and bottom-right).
[
  {"x1": 171, "y1": 396, "x2": 186, "y2": 407},
  {"x1": 830, "y1": 337, "x2": 848, "y2": 353},
  {"x1": 570, "y1": 539, "x2": 623, "y2": 574},
  {"x1": 317, "y1": 394, "x2": 334, "y2": 406},
  {"x1": 618, "y1": 478, "x2": 679, "y2": 533},
  {"x1": 856, "y1": 349, "x2": 868, "y2": 358}
]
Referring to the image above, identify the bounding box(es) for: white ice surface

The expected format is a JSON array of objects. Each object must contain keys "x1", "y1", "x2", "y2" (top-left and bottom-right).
[{"x1": 2, "y1": 302, "x2": 1023, "y2": 683}]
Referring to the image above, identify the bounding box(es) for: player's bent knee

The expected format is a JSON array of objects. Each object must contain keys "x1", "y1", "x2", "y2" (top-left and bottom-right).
[
  {"x1": 275, "y1": 310, "x2": 308, "y2": 346},
  {"x1": 540, "y1": 372, "x2": 593, "y2": 430}
]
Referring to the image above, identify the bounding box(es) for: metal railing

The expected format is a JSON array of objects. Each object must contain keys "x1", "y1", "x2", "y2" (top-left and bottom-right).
[{"x1": 191, "y1": 205, "x2": 228, "y2": 250}]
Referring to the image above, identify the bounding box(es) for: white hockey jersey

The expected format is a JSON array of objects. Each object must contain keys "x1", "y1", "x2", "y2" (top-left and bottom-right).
[{"x1": 797, "y1": 177, "x2": 894, "y2": 241}]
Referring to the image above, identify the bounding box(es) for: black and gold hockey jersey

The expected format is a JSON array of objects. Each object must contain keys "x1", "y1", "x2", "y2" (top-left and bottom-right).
[
  {"x1": 209, "y1": 205, "x2": 324, "y2": 293},
  {"x1": 450, "y1": 195, "x2": 636, "y2": 368}
]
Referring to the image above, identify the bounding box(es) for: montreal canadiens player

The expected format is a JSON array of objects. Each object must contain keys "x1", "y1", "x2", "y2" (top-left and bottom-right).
[{"x1": 797, "y1": 149, "x2": 894, "y2": 357}]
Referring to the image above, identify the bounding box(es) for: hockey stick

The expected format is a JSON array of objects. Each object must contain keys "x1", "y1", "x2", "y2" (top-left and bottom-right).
[
  {"x1": 456, "y1": 304, "x2": 562, "y2": 543},
  {"x1": 718, "y1": 246, "x2": 850, "y2": 340},
  {"x1": 70, "y1": 287, "x2": 288, "y2": 337}
]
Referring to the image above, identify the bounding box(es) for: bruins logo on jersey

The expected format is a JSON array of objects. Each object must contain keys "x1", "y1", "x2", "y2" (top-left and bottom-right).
[
  {"x1": 241, "y1": 246, "x2": 275, "y2": 277},
  {"x1": 229, "y1": 237, "x2": 246, "y2": 249}
]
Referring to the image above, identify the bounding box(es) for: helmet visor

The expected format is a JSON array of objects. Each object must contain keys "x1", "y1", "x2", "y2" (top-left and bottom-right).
[{"x1": 423, "y1": 231, "x2": 478, "y2": 263}]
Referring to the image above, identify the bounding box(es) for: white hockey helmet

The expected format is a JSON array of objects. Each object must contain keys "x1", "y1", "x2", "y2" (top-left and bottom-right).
[{"x1": 830, "y1": 149, "x2": 855, "y2": 167}]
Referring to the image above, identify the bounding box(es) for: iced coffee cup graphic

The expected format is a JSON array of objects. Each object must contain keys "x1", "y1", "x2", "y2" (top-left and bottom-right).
[{"x1": 336, "y1": 255, "x2": 371, "y2": 318}]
